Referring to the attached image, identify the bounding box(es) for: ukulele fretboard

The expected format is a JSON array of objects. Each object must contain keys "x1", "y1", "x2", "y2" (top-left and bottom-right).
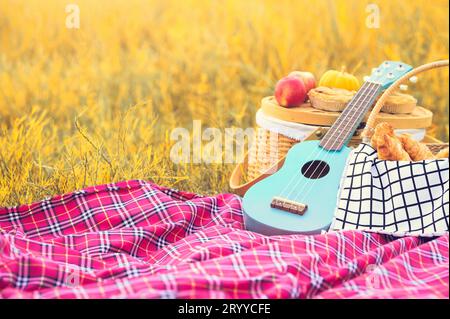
[{"x1": 319, "y1": 81, "x2": 382, "y2": 151}]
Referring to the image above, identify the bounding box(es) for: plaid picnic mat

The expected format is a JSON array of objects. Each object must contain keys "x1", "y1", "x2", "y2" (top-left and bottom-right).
[{"x1": 0, "y1": 180, "x2": 448, "y2": 299}]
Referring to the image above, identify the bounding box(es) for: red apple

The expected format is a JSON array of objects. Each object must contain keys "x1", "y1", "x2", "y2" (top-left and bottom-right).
[
  {"x1": 288, "y1": 71, "x2": 316, "y2": 92},
  {"x1": 274, "y1": 76, "x2": 307, "y2": 107}
]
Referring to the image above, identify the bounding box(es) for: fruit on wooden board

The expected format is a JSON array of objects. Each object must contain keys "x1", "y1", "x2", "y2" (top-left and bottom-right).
[
  {"x1": 274, "y1": 76, "x2": 307, "y2": 107},
  {"x1": 318, "y1": 67, "x2": 360, "y2": 91},
  {"x1": 288, "y1": 71, "x2": 316, "y2": 92}
]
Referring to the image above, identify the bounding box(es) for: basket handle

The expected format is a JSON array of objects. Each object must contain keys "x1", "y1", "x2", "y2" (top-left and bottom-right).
[{"x1": 362, "y1": 59, "x2": 449, "y2": 140}]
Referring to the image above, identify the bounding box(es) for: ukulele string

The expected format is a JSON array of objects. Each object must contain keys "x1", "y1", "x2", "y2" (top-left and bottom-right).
[
  {"x1": 292, "y1": 83, "x2": 377, "y2": 205},
  {"x1": 273, "y1": 84, "x2": 368, "y2": 202},
  {"x1": 289, "y1": 82, "x2": 376, "y2": 203},
  {"x1": 294, "y1": 82, "x2": 379, "y2": 203},
  {"x1": 276, "y1": 82, "x2": 374, "y2": 201},
  {"x1": 294, "y1": 82, "x2": 378, "y2": 203},
  {"x1": 278, "y1": 82, "x2": 375, "y2": 201},
  {"x1": 286, "y1": 82, "x2": 372, "y2": 204}
]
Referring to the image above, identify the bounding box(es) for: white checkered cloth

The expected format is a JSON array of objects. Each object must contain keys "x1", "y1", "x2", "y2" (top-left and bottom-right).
[{"x1": 331, "y1": 143, "x2": 449, "y2": 237}]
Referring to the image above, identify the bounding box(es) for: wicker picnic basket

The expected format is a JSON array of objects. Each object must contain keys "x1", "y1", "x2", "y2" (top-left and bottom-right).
[{"x1": 230, "y1": 61, "x2": 448, "y2": 197}]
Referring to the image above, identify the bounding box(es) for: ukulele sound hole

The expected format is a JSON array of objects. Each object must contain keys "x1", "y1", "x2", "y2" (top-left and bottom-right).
[{"x1": 301, "y1": 160, "x2": 330, "y2": 179}]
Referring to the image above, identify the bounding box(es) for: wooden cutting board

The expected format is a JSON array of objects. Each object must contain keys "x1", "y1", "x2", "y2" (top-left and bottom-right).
[{"x1": 261, "y1": 96, "x2": 433, "y2": 129}]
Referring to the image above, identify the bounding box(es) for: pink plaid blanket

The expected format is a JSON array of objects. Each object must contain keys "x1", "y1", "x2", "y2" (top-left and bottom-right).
[{"x1": 0, "y1": 180, "x2": 448, "y2": 299}]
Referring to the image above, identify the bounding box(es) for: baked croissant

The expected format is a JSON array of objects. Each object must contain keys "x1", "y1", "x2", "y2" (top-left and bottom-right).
[
  {"x1": 399, "y1": 134, "x2": 435, "y2": 161},
  {"x1": 371, "y1": 123, "x2": 411, "y2": 161},
  {"x1": 370, "y1": 122, "x2": 392, "y2": 150},
  {"x1": 435, "y1": 147, "x2": 449, "y2": 159}
]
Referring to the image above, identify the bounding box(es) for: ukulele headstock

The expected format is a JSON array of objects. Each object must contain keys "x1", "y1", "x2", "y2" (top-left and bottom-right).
[{"x1": 365, "y1": 61, "x2": 413, "y2": 90}]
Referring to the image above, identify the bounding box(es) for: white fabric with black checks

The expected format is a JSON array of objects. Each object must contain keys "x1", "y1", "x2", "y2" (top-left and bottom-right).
[{"x1": 331, "y1": 143, "x2": 449, "y2": 237}]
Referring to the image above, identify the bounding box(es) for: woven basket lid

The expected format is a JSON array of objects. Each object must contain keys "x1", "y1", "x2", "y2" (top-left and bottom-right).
[{"x1": 261, "y1": 96, "x2": 433, "y2": 129}]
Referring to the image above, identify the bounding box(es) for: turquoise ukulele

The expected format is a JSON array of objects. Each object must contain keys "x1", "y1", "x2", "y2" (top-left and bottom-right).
[{"x1": 243, "y1": 61, "x2": 413, "y2": 235}]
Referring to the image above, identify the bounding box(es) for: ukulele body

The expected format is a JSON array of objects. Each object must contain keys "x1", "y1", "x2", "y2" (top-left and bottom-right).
[{"x1": 242, "y1": 140, "x2": 351, "y2": 235}]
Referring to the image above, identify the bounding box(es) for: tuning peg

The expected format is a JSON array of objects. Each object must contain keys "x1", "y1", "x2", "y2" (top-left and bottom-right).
[
  {"x1": 375, "y1": 68, "x2": 382, "y2": 75},
  {"x1": 409, "y1": 76, "x2": 418, "y2": 83},
  {"x1": 400, "y1": 84, "x2": 408, "y2": 91}
]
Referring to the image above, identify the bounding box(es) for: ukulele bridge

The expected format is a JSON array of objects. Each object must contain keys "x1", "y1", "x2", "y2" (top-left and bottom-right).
[{"x1": 270, "y1": 197, "x2": 308, "y2": 215}]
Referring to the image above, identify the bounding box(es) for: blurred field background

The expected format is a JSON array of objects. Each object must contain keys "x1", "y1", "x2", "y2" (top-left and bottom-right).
[{"x1": 0, "y1": 0, "x2": 448, "y2": 206}]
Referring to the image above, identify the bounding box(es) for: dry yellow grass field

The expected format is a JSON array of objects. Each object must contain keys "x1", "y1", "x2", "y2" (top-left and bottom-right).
[{"x1": 0, "y1": 0, "x2": 448, "y2": 206}]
